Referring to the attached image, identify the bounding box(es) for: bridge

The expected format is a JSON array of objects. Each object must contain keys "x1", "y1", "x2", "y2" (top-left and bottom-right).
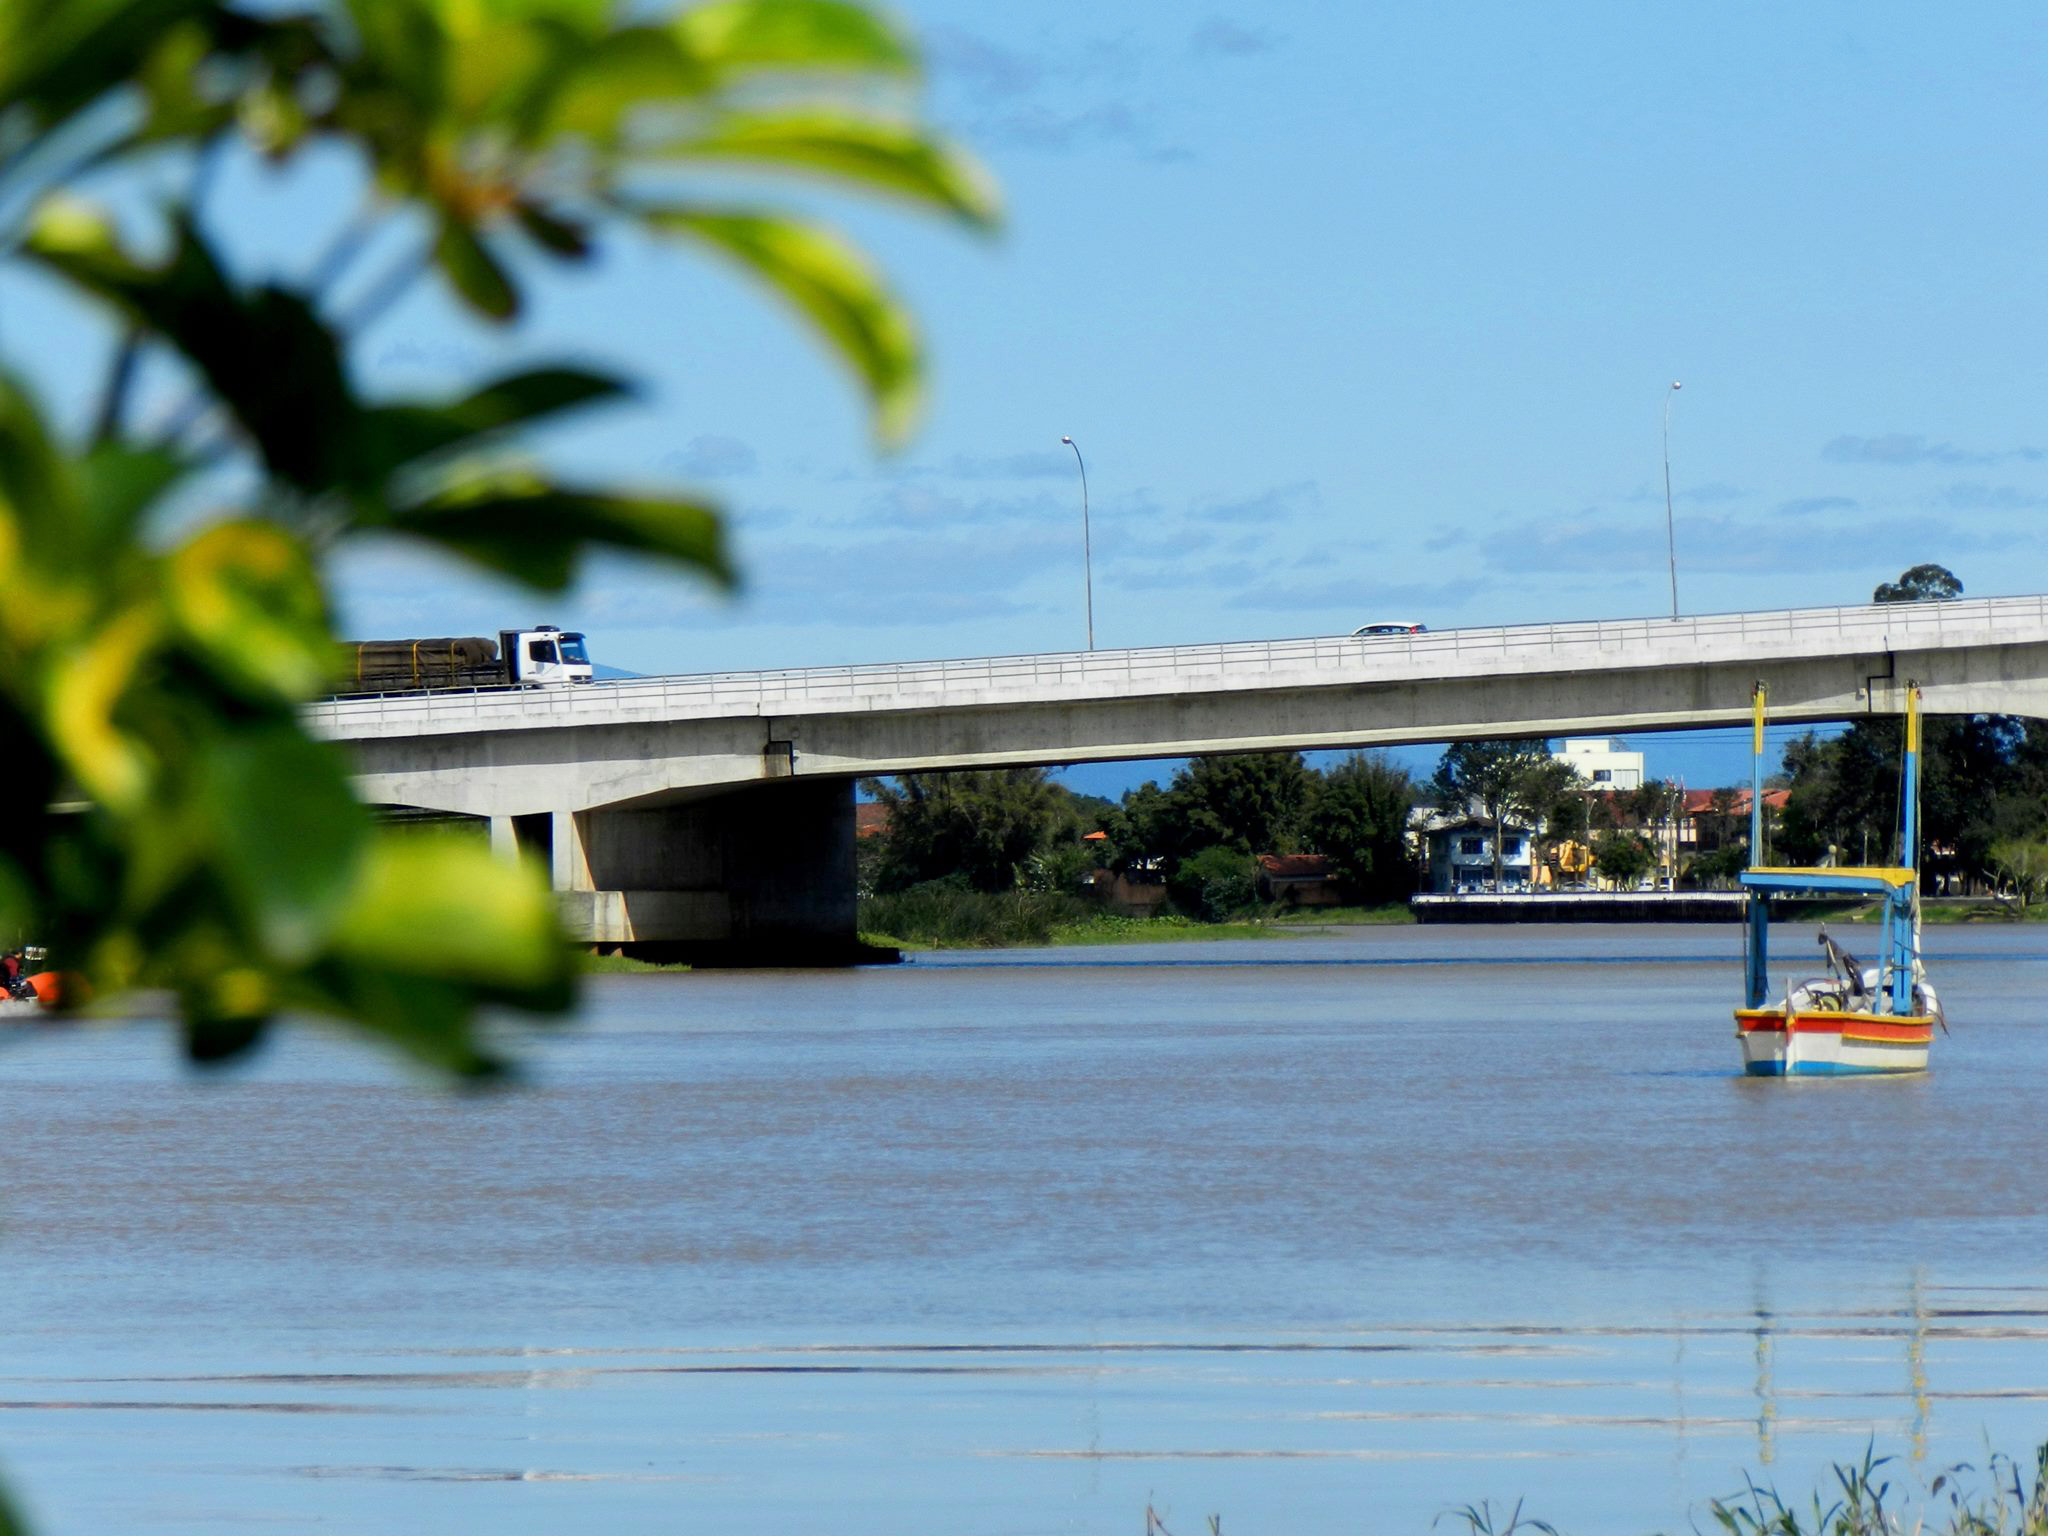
[{"x1": 308, "y1": 595, "x2": 2048, "y2": 960}]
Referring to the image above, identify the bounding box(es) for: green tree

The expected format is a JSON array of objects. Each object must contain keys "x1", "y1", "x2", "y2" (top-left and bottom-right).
[
  {"x1": 1593, "y1": 830, "x2": 1655, "y2": 887},
  {"x1": 0, "y1": 0, "x2": 994, "y2": 1073},
  {"x1": 1304, "y1": 752, "x2": 1416, "y2": 904},
  {"x1": 1101, "y1": 780, "x2": 1176, "y2": 877},
  {"x1": 1163, "y1": 752, "x2": 1316, "y2": 857},
  {"x1": 1431, "y1": 739, "x2": 1567, "y2": 889},
  {"x1": 861, "y1": 770, "x2": 1067, "y2": 894},
  {"x1": 1511, "y1": 756, "x2": 1587, "y2": 877},
  {"x1": 1683, "y1": 842, "x2": 1749, "y2": 889},
  {"x1": 1779, "y1": 563, "x2": 2027, "y2": 888},
  {"x1": 1874, "y1": 562, "x2": 1962, "y2": 603},
  {"x1": 1988, "y1": 837, "x2": 2048, "y2": 909},
  {"x1": 1169, "y1": 845, "x2": 1256, "y2": 921}
]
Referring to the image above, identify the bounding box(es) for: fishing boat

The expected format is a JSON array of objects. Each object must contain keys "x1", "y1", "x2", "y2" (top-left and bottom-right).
[{"x1": 1733, "y1": 683, "x2": 1942, "y2": 1076}]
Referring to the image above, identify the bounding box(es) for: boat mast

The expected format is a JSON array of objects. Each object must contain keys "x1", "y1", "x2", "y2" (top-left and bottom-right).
[
  {"x1": 1888, "y1": 686, "x2": 1922, "y2": 1015},
  {"x1": 1744, "y1": 681, "x2": 1769, "y2": 1008},
  {"x1": 1749, "y1": 681, "x2": 1767, "y2": 860}
]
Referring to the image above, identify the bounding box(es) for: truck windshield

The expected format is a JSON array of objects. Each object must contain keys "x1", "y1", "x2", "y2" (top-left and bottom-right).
[{"x1": 557, "y1": 634, "x2": 590, "y2": 664}]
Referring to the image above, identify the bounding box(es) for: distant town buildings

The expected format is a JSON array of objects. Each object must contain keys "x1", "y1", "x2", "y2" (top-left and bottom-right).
[{"x1": 1552, "y1": 737, "x2": 1645, "y2": 790}]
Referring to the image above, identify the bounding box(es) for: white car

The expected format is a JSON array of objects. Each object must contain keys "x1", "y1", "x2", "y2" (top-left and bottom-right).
[{"x1": 1350, "y1": 620, "x2": 1427, "y2": 637}]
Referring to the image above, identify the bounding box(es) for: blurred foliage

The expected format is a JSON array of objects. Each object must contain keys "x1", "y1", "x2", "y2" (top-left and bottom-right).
[{"x1": 0, "y1": 0, "x2": 993, "y2": 1073}]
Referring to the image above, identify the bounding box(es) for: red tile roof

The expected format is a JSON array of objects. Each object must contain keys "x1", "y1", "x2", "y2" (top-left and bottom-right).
[
  {"x1": 1256, "y1": 853, "x2": 1333, "y2": 878},
  {"x1": 1681, "y1": 788, "x2": 1790, "y2": 815}
]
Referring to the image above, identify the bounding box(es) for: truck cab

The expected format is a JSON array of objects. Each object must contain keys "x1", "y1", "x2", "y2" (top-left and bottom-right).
[{"x1": 500, "y1": 626, "x2": 595, "y2": 686}]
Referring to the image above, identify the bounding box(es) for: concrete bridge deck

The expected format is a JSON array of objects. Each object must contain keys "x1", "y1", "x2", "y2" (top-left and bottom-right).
[
  {"x1": 305, "y1": 595, "x2": 2048, "y2": 958},
  {"x1": 313, "y1": 595, "x2": 2048, "y2": 755}
]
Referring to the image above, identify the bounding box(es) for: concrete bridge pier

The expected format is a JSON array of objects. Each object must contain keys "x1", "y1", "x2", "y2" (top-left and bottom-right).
[{"x1": 494, "y1": 781, "x2": 888, "y2": 967}]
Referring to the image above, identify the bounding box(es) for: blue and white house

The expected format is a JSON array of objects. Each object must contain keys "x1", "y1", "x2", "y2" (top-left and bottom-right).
[{"x1": 1419, "y1": 812, "x2": 1538, "y2": 894}]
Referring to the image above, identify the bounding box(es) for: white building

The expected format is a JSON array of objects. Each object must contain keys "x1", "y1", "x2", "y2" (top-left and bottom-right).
[
  {"x1": 1553, "y1": 737, "x2": 1645, "y2": 790},
  {"x1": 1415, "y1": 809, "x2": 1537, "y2": 894}
]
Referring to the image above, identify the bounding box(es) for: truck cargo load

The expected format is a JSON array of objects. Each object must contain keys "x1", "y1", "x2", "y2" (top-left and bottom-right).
[
  {"x1": 335, "y1": 626, "x2": 594, "y2": 695},
  {"x1": 344, "y1": 637, "x2": 503, "y2": 691}
]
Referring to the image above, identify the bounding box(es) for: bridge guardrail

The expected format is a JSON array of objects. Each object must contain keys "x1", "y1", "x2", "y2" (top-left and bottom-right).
[{"x1": 307, "y1": 594, "x2": 2048, "y2": 736}]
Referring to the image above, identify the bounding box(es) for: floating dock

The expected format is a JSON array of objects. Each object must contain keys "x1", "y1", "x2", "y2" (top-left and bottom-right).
[{"x1": 1412, "y1": 891, "x2": 1751, "y2": 924}]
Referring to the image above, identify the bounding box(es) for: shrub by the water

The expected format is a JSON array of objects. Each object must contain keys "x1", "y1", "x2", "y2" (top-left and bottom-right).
[{"x1": 860, "y1": 880, "x2": 1091, "y2": 948}]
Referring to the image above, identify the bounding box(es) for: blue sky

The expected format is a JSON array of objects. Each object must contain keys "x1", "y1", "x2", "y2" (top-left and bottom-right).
[{"x1": 13, "y1": 2, "x2": 2047, "y2": 797}]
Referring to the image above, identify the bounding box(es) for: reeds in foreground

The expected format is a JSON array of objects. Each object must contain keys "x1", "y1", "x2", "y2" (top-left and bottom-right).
[
  {"x1": 1696, "y1": 1442, "x2": 2048, "y2": 1536},
  {"x1": 1431, "y1": 1442, "x2": 2048, "y2": 1536}
]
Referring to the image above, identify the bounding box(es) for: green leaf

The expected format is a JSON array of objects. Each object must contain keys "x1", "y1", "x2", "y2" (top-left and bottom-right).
[
  {"x1": 166, "y1": 518, "x2": 333, "y2": 702},
  {"x1": 646, "y1": 207, "x2": 920, "y2": 443},
  {"x1": 313, "y1": 830, "x2": 577, "y2": 1074},
  {"x1": 355, "y1": 367, "x2": 631, "y2": 481},
  {"x1": 291, "y1": 962, "x2": 504, "y2": 1079},
  {"x1": 24, "y1": 205, "x2": 359, "y2": 492},
  {"x1": 434, "y1": 214, "x2": 519, "y2": 320},
  {"x1": 183, "y1": 1011, "x2": 266, "y2": 1063},
  {"x1": 331, "y1": 832, "x2": 571, "y2": 993},
  {"x1": 340, "y1": 0, "x2": 450, "y2": 125},
  {"x1": 389, "y1": 485, "x2": 730, "y2": 591},
  {"x1": 43, "y1": 604, "x2": 160, "y2": 811},
  {"x1": 655, "y1": 112, "x2": 999, "y2": 229},
  {"x1": 198, "y1": 722, "x2": 368, "y2": 962},
  {"x1": 541, "y1": 27, "x2": 708, "y2": 141},
  {"x1": 673, "y1": 0, "x2": 916, "y2": 80},
  {"x1": 76, "y1": 441, "x2": 187, "y2": 551},
  {"x1": 0, "y1": 371, "x2": 79, "y2": 559},
  {"x1": 0, "y1": 0, "x2": 218, "y2": 131},
  {"x1": 514, "y1": 199, "x2": 593, "y2": 257}
]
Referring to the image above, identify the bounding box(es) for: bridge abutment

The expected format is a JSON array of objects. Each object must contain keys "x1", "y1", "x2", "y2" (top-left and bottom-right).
[{"x1": 538, "y1": 780, "x2": 885, "y2": 966}]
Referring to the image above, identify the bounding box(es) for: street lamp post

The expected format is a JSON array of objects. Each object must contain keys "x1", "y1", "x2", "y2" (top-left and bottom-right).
[
  {"x1": 1662, "y1": 381, "x2": 1682, "y2": 621},
  {"x1": 1061, "y1": 434, "x2": 1093, "y2": 650}
]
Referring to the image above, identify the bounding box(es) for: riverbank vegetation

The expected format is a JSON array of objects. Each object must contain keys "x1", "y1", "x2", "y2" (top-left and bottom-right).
[
  {"x1": 1771, "y1": 567, "x2": 2048, "y2": 905},
  {"x1": 857, "y1": 751, "x2": 1419, "y2": 945}
]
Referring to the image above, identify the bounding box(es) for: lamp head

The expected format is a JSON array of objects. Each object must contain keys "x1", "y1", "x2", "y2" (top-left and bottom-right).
[
  {"x1": 1061, "y1": 435, "x2": 1074, "y2": 444},
  {"x1": 1670, "y1": 381, "x2": 1683, "y2": 391}
]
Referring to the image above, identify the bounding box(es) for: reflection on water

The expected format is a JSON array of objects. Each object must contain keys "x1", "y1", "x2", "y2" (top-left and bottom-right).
[{"x1": 0, "y1": 923, "x2": 2042, "y2": 1533}]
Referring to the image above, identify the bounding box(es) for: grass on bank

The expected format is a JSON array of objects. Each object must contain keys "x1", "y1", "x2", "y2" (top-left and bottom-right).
[
  {"x1": 1813, "y1": 899, "x2": 2048, "y2": 924},
  {"x1": 1271, "y1": 902, "x2": 1416, "y2": 925},
  {"x1": 857, "y1": 885, "x2": 1416, "y2": 950},
  {"x1": 580, "y1": 952, "x2": 689, "y2": 973}
]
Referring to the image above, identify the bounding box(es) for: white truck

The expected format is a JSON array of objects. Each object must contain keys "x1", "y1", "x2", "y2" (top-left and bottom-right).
[{"x1": 338, "y1": 626, "x2": 594, "y2": 694}]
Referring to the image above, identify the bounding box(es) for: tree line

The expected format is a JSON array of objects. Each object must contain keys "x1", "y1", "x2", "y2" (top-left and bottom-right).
[
  {"x1": 1772, "y1": 565, "x2": 2048, "y2": 899},
  {"x1": 861, "y1": 751, "x2": 1418, "y2": 919}
]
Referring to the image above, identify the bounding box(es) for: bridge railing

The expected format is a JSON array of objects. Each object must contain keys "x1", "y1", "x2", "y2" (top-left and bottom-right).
[{"x1": 307, "y1": 594, "x2": 2048, "y2": 731}]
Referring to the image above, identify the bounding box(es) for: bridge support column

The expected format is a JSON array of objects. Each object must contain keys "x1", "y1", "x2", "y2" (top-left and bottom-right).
[
  {"x1": 553, "y1": 780, "x2": 890, "y2": 966},
  {"x1": 553, "y1": 809, "x2": 592, "y2": 892}
]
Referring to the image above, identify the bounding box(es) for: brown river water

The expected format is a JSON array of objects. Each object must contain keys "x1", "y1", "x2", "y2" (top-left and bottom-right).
[{"x1": 0, "y1": 922, "x2": 2043, "y2": 1533}]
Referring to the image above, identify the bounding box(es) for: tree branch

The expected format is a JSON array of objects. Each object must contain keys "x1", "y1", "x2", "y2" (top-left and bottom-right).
[{"x1": 91, "y1": 326, "x2": 142, "y2": 444}]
